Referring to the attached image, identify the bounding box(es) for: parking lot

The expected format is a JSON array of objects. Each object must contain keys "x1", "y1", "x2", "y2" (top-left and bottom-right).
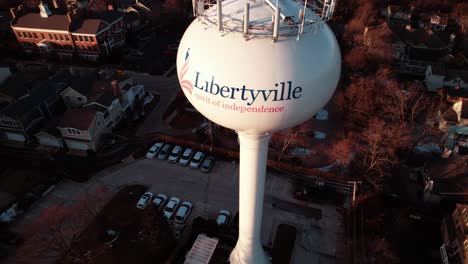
[
  {"x1": 100, "y1": 156, "x2": 343, "y2": 263},
  {"x1": 13, "y1": 154, "x2": 344, "y2": 263}
]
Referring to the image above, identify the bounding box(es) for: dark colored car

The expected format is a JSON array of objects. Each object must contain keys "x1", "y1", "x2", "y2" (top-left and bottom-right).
[
  {"x1": 200, "y1": 156, "x2": 215, "y2": 173},
  {"x1": 157, "y1": 144, "x2": 172, "y2": 160}
]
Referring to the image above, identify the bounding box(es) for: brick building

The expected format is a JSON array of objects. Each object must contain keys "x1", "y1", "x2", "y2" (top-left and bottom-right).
[{"x1": 10, "y1": 1, "x2": 125, "y2": 61}]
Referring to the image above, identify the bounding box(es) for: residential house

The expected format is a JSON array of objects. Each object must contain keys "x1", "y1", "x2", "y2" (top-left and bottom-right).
[
  {"x1": 60, "y1": 71, "x2": 98, "y2": 108},
  {"x1": 440, "y1": 204, "x2": 468, "y2": 264},
  {"x1": 388, "y1": 163, "x2": 434, "y2": 204},
  {"x1": 10, "y1": 2, "x2": 125, "y2": 61},
  {"x1": 109, "y1": 72, "x2": 145, "y2": 115},
  {"x1": 82, "y1": 81, "x2": 123, "y2": 130},
  {"x1": 34, "y1": 117, "x2": 65, "y2": 148},
  {"x1": 387, "y1": 5, "x2": 412, "y2": 23},
  {"x1": 446, "y1": 126, "x2": 468, "y2": 154},
  {"x1": 0, "y1": 70, "x2": 70, "y2": 142},
  {"x1": 452, "y1": 100, "x2": 468, "y2": 126},
  {"x1": 61, "y1": 72, "x2": 124, "y2": 128},
  {"x1": 425, "y1": 13, "x2": 449, "y2": 31},
  {"x1": 392, "y1": 26, "x2": 449, "y2": 61},
  {"x1": 0, "y1": 68, "x2": 51, "y2": 104},
  {"x1": 438, "y1": 106, "x2": 459, "y2": 131},
  {"x1": 425, "y1": 65, "x2": 468, "y2": 92},
  {"x1": 57, "y1": 108, "x2": 107, "y2": 151}
]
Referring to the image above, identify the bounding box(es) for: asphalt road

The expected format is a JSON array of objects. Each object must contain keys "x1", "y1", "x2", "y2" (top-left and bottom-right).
[{"x1": 13, "y1": 157, "x2": 343, "y2": 264}]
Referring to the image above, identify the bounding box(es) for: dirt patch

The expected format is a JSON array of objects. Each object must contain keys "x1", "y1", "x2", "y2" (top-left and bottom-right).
[{"x1": 72, "y1": 184, "x2": 162, "y2": 264}]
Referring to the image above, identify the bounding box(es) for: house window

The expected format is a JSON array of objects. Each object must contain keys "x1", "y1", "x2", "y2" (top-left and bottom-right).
[
  {"x1": 65, "y1": 35, "x2": 69, "y2": 41},
  {"x1": 41, "y1": 33, "x2": 45, "y2": 39},
  {"x1": 454, "y1": 79, "x2": 461, "y2": 84},
  {"x1": 77, "y1": 97, "x2": 83, "y2": 102},
  {"x1": 66, "y1": 95, "x2": 70, "y2": 101},
  {"x1": 54, "y1": 34, "x2": 58, "y2": 40},
  {"x1": 27, "y1": 32, "x2": 32, "y2": 38},
  {"x1": 33, "y1": 32, "x2": 37, "y2": 38},
  {"x1": 84, "y1": 36, "x2": 89, "y2": 42},
  {"x1": 48, "y1": 33, "x2": 53, "y2": 39},
  {"x1": 79, "y1": 35, "x2": 83, "y2": 42},
  {"x1": 59, "y1": 34, "x2": 63, "y2": 41}
]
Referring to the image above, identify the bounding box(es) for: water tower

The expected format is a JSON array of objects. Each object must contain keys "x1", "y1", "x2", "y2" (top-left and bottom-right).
[{"x1": 176, "y1": 0, "x2": 341, "y2": 262}]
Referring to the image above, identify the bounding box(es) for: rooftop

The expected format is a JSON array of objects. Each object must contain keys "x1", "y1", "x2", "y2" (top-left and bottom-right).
[
  {"x1": 59, "y1": 108, "x2": 98, "y2": 130},
  {"x1": 12, "y1": 12, "x2": 70, "y2": 31}
]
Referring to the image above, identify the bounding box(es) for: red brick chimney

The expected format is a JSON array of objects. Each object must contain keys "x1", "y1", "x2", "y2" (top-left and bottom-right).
[
  {"x1": 66, "y1": 8, "x2": 78, "y2": 23},
  {"x1": 52, "y1": 0, "x2": 60, "y2": 9},
  {"x1": 111, "y1": 80, "x2": 122, "y2": 98}
]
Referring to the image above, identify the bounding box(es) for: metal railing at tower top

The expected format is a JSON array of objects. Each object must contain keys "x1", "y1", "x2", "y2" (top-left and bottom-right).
[{"x1": 191, "y1": 0, "x2": 326, "y2": 39}]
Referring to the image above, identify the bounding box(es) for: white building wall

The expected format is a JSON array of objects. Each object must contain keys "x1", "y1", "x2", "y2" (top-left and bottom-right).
[
  {"x1": 35, "y1": 132, "x2": 63, "y2": 148},
  {"x1": 425, "y1": 66, "x2": 446, "y2": 91}
]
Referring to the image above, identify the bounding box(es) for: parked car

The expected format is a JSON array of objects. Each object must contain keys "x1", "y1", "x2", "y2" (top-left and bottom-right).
[
  {"x1": 174, "y1": 201, "x2": 192, "y2": 225},
  {"x1": 190, "y1": 151, "x2": 205, "y2": 168},
  {"x1": 152, "y1": 193, "x2": 168, "y2": 210},
  {"x1": 0, "y1": 230, "x2": 21, "y2": 245},
  {"x1": 168, "y1": 145, "x2": 183, "y2": 163},
  {"x1": 179, "y1": 148, "x2": 194, "y2": 166},
  {"x1": 146, "y1": 142, "x2": 164, "y2": 159},
  {"x1": 163, "y1": 197, "x2": 181, "y2": 219},
  {"x1": 136, "y1": 192, "x2": 153, "y2": 209},
  {"x1": 201, "y1": 156, "x2": 215, "y2": 173},
  {"x1": 216, "y1": 209, "x2": 230, "y2": 226},
  {"x1": 157, "y1": 144, "x2": 172, "y2": 160}
]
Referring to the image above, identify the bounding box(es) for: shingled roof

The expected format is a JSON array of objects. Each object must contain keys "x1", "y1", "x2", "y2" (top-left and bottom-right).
[{"x1": 59, "y1": 108, "x2": 98, "y2": 130}]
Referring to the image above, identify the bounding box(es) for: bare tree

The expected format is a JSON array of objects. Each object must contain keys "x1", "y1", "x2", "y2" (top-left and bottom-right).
[
  {"x1": 16, "y1": 186, "x2": 113, "y2": 264},
  {"x1": 16, "y1": 202, "x2": 104, "y2": 264},
  {"x1": 141, "y1": 204, "x2": 175, "y2": 261},
  {"x1": 353, "y1": 118, "x2": 411, "y2": 189},
  {"x1": 330, "y1": 138, "x2": 354, "y2": 173},
  {"x1": 270, "y1": 123, "x2": 309, "y2": 161},
  {"x1": 367, "y1": 237, "x2": 400, "y2": 264}
]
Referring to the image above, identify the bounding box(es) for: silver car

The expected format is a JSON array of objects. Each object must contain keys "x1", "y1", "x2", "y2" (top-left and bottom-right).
[
  {"x1": 163, "y1": 197, "x2": 181, "y2": 219},
  {"x1": 136, "y1": 192, "x2": 153, "y2": 209},
  {"x1": 152, "y1": 193, "x2": 168, "y2": 210},
  {"x1": 157, "y1": 144, "x2": 172, "y2": 160},
  {"x1": 179, "y1": 148, "x2": 194, "y2": 166},
  {"x1": 174, "y1": 201, "x2": 192, "y2": 225},
  {"x1": 145, "y1": 142, "x2": 164, "y2": 159},
  {"x1": 168, "y1": 145, "x2": 183, "y2": 163},
  {"x1": 189, "y1": 151, "x2": 205, "y2": 168}
]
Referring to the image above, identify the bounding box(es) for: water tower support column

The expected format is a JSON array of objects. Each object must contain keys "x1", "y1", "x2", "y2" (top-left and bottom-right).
[{"x1": 230, "y1": 132, "x2": 270, "y2": 264}]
